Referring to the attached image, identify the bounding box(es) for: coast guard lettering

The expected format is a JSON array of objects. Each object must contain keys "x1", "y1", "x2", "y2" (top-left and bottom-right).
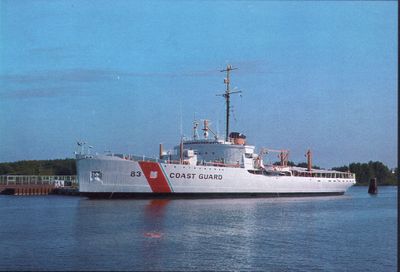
[{"x1": 169, "y1": 172, "x2": 223, "y2": 180}]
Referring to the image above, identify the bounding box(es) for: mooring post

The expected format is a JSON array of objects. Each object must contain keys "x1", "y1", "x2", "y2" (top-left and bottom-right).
[{"x1": 368, "y1": 177, "x2": 378, "y2": 194}]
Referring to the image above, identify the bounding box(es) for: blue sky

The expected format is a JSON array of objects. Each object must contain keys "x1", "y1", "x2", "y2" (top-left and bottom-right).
[{"x1": 0, "y1": 1, "x2": 397, "y2": 168}]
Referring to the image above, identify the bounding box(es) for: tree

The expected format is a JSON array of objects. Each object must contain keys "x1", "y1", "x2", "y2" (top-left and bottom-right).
[
  {"x1": 0, "y1": 159, "x2": 76, "y2": 176},
  {"x1": 347, "y1": 161, "x2": 396, "y2": 185},
  {"x1": 332, "y1": 165, "x2": 349, "y2": 172}
]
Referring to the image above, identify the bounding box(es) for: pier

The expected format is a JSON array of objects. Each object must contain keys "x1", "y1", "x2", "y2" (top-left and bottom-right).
[{"x1": 0, "y1": 175, "x2": 78, "y2": 196}]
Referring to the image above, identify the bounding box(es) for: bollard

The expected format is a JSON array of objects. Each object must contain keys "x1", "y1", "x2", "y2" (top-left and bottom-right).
[{"x1": 368, "y1": 177, "x2": 378, "y2": 194}]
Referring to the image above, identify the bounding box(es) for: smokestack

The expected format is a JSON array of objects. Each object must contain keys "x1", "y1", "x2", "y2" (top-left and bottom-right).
[
  {"x1": 306, "y1": 149, "x2": 312, "y2": 171},
  {"x1": 204, "y1": 119, "x2": 209, "y2": 129},
  {"x1": 159, "y1": 143, "x2": 163, "y2": 160}
]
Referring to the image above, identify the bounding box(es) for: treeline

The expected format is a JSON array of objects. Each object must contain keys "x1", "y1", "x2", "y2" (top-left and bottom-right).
[
  {"x1": 332, "y1": 161, "x2": 397, "y2": 186},
  {"x1": 0, "y1": 159, "x2": 76, "y2": 176}
]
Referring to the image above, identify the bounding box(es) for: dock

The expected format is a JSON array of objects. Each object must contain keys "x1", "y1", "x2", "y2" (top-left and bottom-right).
[{"x1": 0, "y1": 175, "x2": 78, "y2": 196}]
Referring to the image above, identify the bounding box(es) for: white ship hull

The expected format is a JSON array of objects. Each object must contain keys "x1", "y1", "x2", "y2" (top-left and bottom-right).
[{"x1": 77, "y1": 155, "x2": 356, "y2": 198}]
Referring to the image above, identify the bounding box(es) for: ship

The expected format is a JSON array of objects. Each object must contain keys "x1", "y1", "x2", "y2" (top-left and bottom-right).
[{"x1": 76, "y1": 65, "x2": 356, "y2": 198}]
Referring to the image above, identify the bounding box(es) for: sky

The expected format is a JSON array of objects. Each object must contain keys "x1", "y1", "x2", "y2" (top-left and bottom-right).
[{"x1": 0, "y1": 1, "x2": 397, "y2": 169}]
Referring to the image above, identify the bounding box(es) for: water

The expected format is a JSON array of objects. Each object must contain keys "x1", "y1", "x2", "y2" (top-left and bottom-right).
[{"x1": 0, "y1": 186, "x2": 397, "y2": 271}]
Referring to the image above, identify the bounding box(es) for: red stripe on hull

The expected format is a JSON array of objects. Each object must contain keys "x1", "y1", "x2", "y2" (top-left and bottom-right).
[{"x1": 138, "y1": 162, "x2": 172, "y2": 193}]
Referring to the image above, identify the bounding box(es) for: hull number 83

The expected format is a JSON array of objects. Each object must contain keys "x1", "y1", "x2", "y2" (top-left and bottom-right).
[{"x1": 131, "y1": 171, "x2": 142, "y2": 177}]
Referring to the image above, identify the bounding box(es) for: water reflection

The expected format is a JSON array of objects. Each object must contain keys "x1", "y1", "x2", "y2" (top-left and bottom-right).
[
  {"x1": 139, "y1": 199, "x2": 171, "y2": 270},
  {"x1": 67, "y1": 188, "x2": 396, "y2": 271},
  {"x1": 143, "y1": 199, "x2": 170, "y2": 239}
]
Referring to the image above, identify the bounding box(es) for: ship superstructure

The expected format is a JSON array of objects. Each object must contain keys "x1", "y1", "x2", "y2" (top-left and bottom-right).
[{"x1": 76, "y1": 65, "x2": 356, "y2": 198}]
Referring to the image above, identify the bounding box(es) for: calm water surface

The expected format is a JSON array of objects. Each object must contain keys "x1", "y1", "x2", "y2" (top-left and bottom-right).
[{"x1": 0, "y1": 186, "x2": 397, "y2": 271}]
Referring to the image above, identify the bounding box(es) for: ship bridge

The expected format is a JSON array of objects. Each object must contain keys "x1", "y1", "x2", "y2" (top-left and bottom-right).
[
  {"x1": 167, "y1": 121, "x2": 256, "y2": 168},
  {"x1": 180, "y1": 138, "x2": 255, "y2": 166}
]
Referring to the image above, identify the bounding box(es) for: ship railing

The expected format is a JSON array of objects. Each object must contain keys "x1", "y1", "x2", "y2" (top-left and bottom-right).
[
  {"x1": 129, "y1": 155, "x2": 159, "y2": 162},
  {"x1": 110, "y1": 153, "x2": 241, "y2": 168},
  {"x1": 0, "y1": 175, "x2": 78, "y2": 187},
  {"x1": 109, "y1": 153, "x2": 160, "y2": 162},
  {"x1": 116, "y1": 154, "x2": 247, "y2": 169},
  {"x1": 203, "y1": 161, "x2": 241, "y2": 168},
  {"x1": 290, "y1": 171, "x2": 355, "y2": 179},
  {"x1": 160, "y1": 160, "x2": 185, "y2": 165},
  {"x1": 160, "y1": 160, "x2": 241, "y2": 168}
]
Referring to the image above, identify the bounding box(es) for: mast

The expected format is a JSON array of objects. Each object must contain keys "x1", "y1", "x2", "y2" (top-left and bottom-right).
[{"x1": 219, "y1": 64, "x2": 241, "y2": 141}]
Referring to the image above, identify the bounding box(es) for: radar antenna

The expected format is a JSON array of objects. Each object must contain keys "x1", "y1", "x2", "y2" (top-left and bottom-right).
[{"x1": 217, "y1": 64, "x2": 241, "y2": 141}]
